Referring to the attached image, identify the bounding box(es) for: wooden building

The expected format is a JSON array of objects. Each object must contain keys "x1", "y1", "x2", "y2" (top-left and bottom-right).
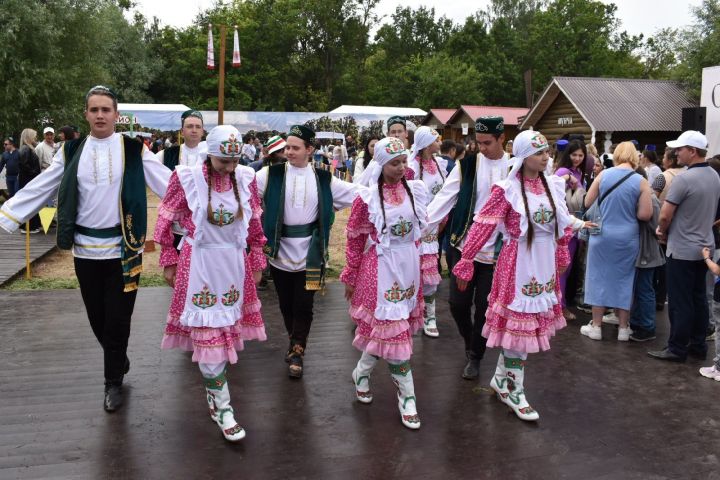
[
  {"x1": 421, "y1": 109, "x2": 457, "y2": 139},
  {"x1": 520, "y1": 77, "x2": 696, "y2": 153},
  {"x1": 443, "y1": 106, "x2": 529, "y2": 143}
]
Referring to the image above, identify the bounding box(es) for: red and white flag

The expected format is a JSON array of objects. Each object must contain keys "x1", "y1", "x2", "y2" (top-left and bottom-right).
[
  {"x1": 206, "y1": 24, "x2": 215, "y2": 70},
  {"x1": 232, "y1": 27, "x2": 241, "y2": 68}
]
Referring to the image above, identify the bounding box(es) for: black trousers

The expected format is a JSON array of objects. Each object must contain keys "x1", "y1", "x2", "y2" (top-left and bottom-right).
[
  {"x1": 666, "y1": 255, "x2": 709, "y2": 358},
  {"x1": 446, "y1": 246, "x2": 494, "y2": 359},
  {"x1": 270, "y1": 266, "x2": 316, "y2": 348},
  {"x1": 74, "y1": 257, "x2": 139, "y2": 383}
]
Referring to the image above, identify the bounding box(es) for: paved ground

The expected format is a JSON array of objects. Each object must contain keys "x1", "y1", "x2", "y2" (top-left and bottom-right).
[{"x1": 0, "y1": 282, "x2": 718, "y2": 480}]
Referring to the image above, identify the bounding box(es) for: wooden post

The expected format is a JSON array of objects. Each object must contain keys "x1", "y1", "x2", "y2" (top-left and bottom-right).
[
  {"x1": 25, "y1": 221, "x2": 31, "y2": 279},
  {"x1": 218, "y1": 24, "x2": 227, "y2": 125}
]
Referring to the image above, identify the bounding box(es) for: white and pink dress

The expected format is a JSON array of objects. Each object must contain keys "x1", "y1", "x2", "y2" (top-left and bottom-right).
[
  {"x1": 154, "y1": 163, "x2": 267, "y2": 364},
  {"x1": 340, "y1": 181, "x2": 429, "y2": 360},
  {"x1": 407, "y1": 156, "x2": 446, "y2": 289},
  {"x1": 452, "y1": 174, "x2": 576, "y2": 353}
]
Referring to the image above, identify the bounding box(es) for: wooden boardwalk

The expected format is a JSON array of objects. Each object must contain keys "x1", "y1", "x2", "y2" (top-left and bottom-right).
[
  {"x1": 0, "y1": 227, "x2": 57, "y2": 286},
  {"x1": 0, "y1": 282, "x2": 719, "y2": 479}
]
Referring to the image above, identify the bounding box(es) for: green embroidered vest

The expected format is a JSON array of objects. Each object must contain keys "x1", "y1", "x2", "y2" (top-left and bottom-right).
[
  {"x1": 57, "y1": 136, "x2": 147, "y2": 292},
  {"x1": 448, "y1": 156, "x2": 478, "y2": 248},
  {"x1": 162, "y1": 145, "x2": 180, "y2": 170},
  {"x1": 262, "y1": 163, "x2": 333, "y2": 290}
]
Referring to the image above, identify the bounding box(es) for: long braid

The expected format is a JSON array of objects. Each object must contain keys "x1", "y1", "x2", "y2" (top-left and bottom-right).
[
  {"x1": 378, "y1": 177, "x2": 387, "y2": 234},
  {"x1": 205, "y1": 157, "x2": 214, "y2": 223},
  {"x1": 229, "y1": 168, "x2": 244, "y2": 220},
  {"x1": 418, "y1": 155, "x2": 424, "y2": 180},
  {"x1": 538, "y1": 171, "x2": 559, "y2": 239},
  {"x1": 433, "y1": 157, "x2": 445, "y2": 181},
  {"x1": 519, "y1": 168, "x2": 534, "y2": 249},
  {"x1": 400, "y1": 177, "x2": 420, "y2": 224}
]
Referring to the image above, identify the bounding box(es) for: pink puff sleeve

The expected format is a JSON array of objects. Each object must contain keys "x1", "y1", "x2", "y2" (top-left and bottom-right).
[
  {"x1": 246, "y1": 178, "x2": 267, "y2": 272},
  {"x1": 340, "y1": 197, "x2": 374, "y2": 288},
  {"x1": 555, "y1": 226, "x2": 574, "y2": 272},
  {"x1": 154, "y1": 171, "x2": 190, "y2": 267},
  {"x1": 451, "y1": 185, "x2": 511, "y2": 282}
]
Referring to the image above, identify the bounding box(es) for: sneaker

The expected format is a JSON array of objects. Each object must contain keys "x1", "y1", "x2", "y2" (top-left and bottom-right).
[
  {"x1": 617, "y1": 327, "x2": 632, "y2": 342},
  {"x1": 699, "y1": 365, "x2": 720, "y2": 381},
  {"x1": 29, "y1": 228, "x2": 41, "y2": 233},
  {"x1": 629, "y1": 330, "x2": 656, "y2": 342},
  {"x1": 19, "y1": 228, "x2": 27, "y2": 234},
  {"x1": 708, "y1": 331, "x2": 716, "y2": 341},
  {"x1": 602, "y1": 312, "x2": 619, "y2": 325},
  {"x1": 580, "y1": 322, "x2": 602, "y2": 340}
]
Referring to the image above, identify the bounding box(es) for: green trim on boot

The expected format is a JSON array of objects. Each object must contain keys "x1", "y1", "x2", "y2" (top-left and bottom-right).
[
  {"x1": 203, "y1": 368, "x2": 228, "y2": 390},
  {"x1": 388, "y1": 361, "x2": 411, "y2": 376},
  {"x1": 504, "y1": 357, "x2": 525, "y2": 370}
]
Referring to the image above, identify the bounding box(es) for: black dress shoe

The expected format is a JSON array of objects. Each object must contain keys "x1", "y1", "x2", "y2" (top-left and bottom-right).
[
  {"x1": 462, "y1": 352, "x2": 480, "y2": 380},
  {"x1": 288, "y1": 344, "x2": 304, "y2": 379},
  {"x1": 103, "y1": 384, "x2": 124, "y2": 412},
  {"x1": 647, "y1": 348, "x2": 685, "y2": 362},
  {"x1": 124, "y1": 357, "x2": 130, "y2": 375}
]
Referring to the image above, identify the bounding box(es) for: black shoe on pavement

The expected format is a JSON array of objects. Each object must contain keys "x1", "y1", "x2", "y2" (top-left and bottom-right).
[
  {"x1": 288, "y1": 344, "x2": 304, "y2": 379},
  {"x1": 629, "y1": 330, "x2": 656, "y2": 342},
  {"x1": 462, "y1": 351, "x2": 480, "y2": 380},
  {"x1": 103, "y1": 383, "x2": 124, "y2": 412},
  {"x1": 647, "y1": 348, "x2": 685, "y2": 362},
  {"x1": 687, "y1": 349, "x2": 708, "y2": 361}
]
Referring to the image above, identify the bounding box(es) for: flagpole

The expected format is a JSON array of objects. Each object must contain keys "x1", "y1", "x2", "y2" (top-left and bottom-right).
[{"x1": 218, "y1": 24, "x2": 226, "y2": 125}]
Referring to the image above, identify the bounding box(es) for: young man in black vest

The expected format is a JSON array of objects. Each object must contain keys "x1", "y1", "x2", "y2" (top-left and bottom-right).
[
  {"x1": 156, "y1": 109, "x2": 206, "y2": 170},
  {"x1": 0, "y1": 85, "x2": 171, "y2": 412},
  {"x1": 255, "y1": 125, "x2": 358, "y2": 378},
  {"x1": 426, "y1": 116, "x2": 512, "y2": 379},
  {"x1": 156, "y1": 109, "x2": 207, "y2": 249}
]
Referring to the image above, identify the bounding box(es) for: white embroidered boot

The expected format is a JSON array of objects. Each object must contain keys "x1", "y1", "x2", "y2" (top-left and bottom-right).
[
  {"x1": 500, "y1": 356, "x2": 540, "y2": 422},
  {"x1": 489, "y1": 352, "x2": 509, "y2": 398},
  {"x1": 389, "y1": 361, "x2": 421, "y2": 430},
  {"x1": 352, "y1": 352, "x2": 378, "y2": 404},
  {"x1": 423, "y1": 295, "x2": 439, "y2": 338},
  {"x1": 204, "y1": 370, "x2": 246, "y2": 442}
]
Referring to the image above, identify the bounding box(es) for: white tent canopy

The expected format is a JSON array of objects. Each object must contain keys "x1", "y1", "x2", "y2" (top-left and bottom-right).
[
  {"x1": 117, "y1": 103, "x2": 191, "y2": 131},
  {"x1": 316, "y1": 131, "x2": 345, "y2": 141},
  {"x1": 329, "y1": 105, "x2": 427, "y2": 117},
  {"x1": 201, "y1": 109, "x2": 427, "y2": 133}
]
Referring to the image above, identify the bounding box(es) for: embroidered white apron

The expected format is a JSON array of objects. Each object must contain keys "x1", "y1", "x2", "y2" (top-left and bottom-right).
[
  {"x1": 177, "y1": 166, "x2": 251, "y2": 328},
  {"x1": 372, "y1": 192, "x2": 421, "y2": 321},
  {"x1": 507, "y1": 190, "x2": 559, "y2": 314}
]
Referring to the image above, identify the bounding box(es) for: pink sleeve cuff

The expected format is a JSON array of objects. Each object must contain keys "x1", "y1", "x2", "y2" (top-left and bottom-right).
[
  {"x1": 159, "y1": 246, "x2": 179, "y2": 267},
  {"x1": 248, "y1": 246, "x2": 267, "y2": 272},
  {"x1": 452, "y1": 258, "x2": 475, "y2": 282},
  {"x1": 340, "y1": 267, "x2": 358, "y2": 287}
]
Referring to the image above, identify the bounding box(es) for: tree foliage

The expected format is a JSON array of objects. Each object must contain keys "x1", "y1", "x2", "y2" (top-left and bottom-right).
[{"x1": 0, "y1": 0, "x2": 714, "y2": 137}]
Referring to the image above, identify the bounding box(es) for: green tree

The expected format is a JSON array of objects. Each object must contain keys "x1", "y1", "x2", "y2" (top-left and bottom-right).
[{"x1": 673, "y1": 0, "x2": 720, "y2": 100}]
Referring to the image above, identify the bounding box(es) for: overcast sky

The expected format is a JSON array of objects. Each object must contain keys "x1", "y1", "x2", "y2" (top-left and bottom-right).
[{"x1": 129, "y1": 0, "x2": 700, "y2": 37}]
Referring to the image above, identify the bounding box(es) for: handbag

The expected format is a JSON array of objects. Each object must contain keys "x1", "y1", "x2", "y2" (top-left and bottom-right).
[
  {"x1": 580, "y1": 170, "x2": 635, "y2": 239},
  {"x1": 565, "y1": 185, "x2": 586, "y2": 215}
]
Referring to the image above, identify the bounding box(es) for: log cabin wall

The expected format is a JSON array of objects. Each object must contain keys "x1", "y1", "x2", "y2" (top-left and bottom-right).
[{"x1": 533, "y1": 93, "x2": 592, "y2": 144}]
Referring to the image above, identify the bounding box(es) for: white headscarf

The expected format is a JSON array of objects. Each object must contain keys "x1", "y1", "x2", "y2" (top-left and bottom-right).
[
  {"x1": 365, "y1": 136, "x2": 407, "y2": 184},
  {"x1": 206, "y1": 125, "x2": 243, "y2": 158},
  {"x1": 409, "y1": 126, "x2": 440, "y2": 163},
  {"x1": 508, "y1": 129, "x2": 549, "y2": 179}
]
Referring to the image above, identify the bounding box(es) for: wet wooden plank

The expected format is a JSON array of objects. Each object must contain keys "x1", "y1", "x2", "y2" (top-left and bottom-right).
[
  {"x1": 0, "y1": 283, "x2": 717, "y2": 479},
  {"x1": 0, "y1": 227, "x2": 57, "y2": 285}
]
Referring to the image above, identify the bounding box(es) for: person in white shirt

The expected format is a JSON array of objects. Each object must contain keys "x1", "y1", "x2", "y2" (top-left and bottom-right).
[
  {"x1": 426, "y1": 116, "x2": 512, "y2": 380},
  {"x1": 35, "y1": 126, "x2": 57, "y2": 171},
  {"x1": 255, "y1": 124, "x2": 359, "y2": 379},
  {"x1": 0, "y1": 85, "x2": 171, "y2": 412},
  {"x1": 156, "y1": 109, "x2": 207, "y2": 249}
]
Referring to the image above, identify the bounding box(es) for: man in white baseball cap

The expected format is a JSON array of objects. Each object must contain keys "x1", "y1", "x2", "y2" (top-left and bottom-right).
[
  {"x1": 35, "y1": 126, "x2": 57, "y2": 171},
  {"x1": 649, "y1": 130, "x2": 720, "y2": 365}
]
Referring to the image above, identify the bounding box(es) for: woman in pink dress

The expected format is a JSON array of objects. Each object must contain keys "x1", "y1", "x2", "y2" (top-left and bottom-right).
[
  {"x1": 154, "y1": 125, "x2": 267, "y2": 442},
  {"x1": 407, "y1": 126, "x2": 446, "y2": 337},
  {"x1": 452, "y1": 130, "x2": 593, "y2": 421},
  {"x1": 341, "y1": 136, "x2": 429, "y2": 430}
]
